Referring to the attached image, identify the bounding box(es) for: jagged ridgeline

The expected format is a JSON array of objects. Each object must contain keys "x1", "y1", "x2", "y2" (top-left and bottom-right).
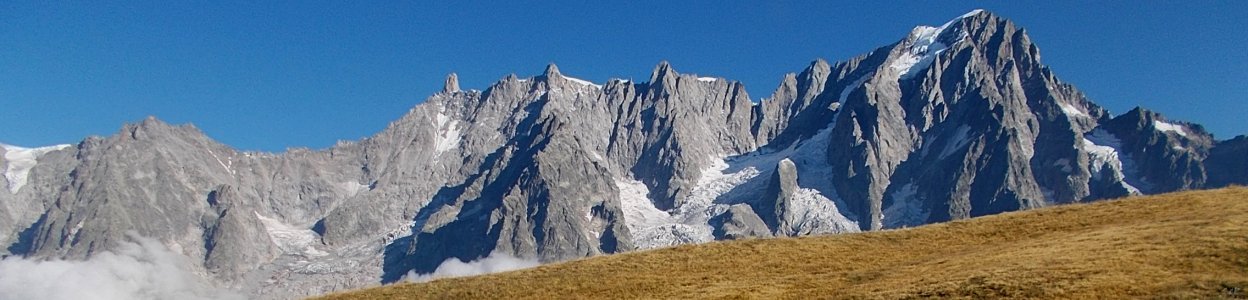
[{"x1": 0, "y1": 10, "x2": 1243, "y2": 299}]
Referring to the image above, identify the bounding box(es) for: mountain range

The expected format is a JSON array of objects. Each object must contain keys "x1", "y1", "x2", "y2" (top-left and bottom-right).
[{"x1": 1, "y1": 9, "x2": 1244, "y2": 299}]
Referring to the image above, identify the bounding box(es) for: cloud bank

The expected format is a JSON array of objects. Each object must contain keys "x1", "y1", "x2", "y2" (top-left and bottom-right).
[
  {"x1": 403, "y1": 252, "x2": 540, "y2": 283},
  {"x1": 0, "y1": 233, "x2": 243, "y2": 300}
]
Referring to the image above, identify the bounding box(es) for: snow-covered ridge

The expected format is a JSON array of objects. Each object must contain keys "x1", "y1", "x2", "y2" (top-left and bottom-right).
[
  {"x1": 889, "y1": 25, "x2": 949, "y2": 80},
  {"x1": 696, "y1": 77, "x2": 718, "y2": 83},
  {"x1": 889, "y1": 9, "x2": 980, "y2": 80},
  {"x1": 1, "y1": 143, "x2": 71, "y2": 194},
  {"x1": 960, "y1": 8, "x2": 987, "y2": 19},
  {"x1": 561, "y1": 76, "x2": 602, "y2": 89},
  {"x1": 1152, "y1": 120, "x2": 1188, "y2": 137}
]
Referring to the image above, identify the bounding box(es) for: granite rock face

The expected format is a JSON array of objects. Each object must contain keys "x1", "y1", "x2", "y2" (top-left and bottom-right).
[
  {"x1": 709, "y1": 204, "x2": 772, "y2": 240},
  {"x1": 1, "y1": 9, "x2": 1242, "y2": 299},
  {"x1": 756, "y1": 159, "x2": 799, "y2": 232}
]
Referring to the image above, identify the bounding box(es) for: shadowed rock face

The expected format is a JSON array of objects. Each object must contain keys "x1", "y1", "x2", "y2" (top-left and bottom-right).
[
  {"x1": 1207, "y1": 136, "x2": 1248, "y2": 188},
  {"x1": 1097, "y1": 107, "x2": 1216, "y2": 192},
  {"x1": 0, "y1": 9, "x2": 1241, "y2": 299}
]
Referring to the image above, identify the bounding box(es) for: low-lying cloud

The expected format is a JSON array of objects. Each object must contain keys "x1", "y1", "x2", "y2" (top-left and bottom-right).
[
  {"x1": 403, "y1": 252, "x2": 541, "y2": 283},
  {"x1": 0, "y1": 232, "x2": 243, "y2": 300}
]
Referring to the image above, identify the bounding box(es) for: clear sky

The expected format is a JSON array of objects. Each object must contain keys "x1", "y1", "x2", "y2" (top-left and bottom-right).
[{"x1": 2, "y1": 1, "x2": 1245, "y2": 151}]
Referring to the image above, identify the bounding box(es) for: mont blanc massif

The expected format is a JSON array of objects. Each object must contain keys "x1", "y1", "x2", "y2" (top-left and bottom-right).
[{"x1": 2, "y1": 10, "x2": 1244, "y2": 299}]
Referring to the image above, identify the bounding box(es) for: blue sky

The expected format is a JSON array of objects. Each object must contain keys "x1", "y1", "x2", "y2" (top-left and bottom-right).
[{"x1": 2, "y1": 1, "x2": 1245, "y2": 151}]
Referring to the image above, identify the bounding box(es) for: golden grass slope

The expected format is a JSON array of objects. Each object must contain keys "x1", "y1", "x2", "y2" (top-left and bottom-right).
[{"x1": 318, "y1": 187, "x2": 1248, "y2": 299}]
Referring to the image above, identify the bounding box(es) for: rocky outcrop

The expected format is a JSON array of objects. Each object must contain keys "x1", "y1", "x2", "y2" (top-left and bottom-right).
[
  {"x1": 203, "y1": 184, "x2": 280, "y2": 276},
  {"x1": 755, "y1": 159, "x2": 797, "y2": 233},
  {"x1": 442, "y1": 73, "x2": 460, "y2": 94},
  {"x1": 710, "y1": 204, "x2": 772, "y2": 240}
]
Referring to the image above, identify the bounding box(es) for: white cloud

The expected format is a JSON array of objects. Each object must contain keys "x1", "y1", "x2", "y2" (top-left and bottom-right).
[
  {"x1": 402, "y1": 252, "x2": 540, "y2": 283},
  {"x1": 0, "y1": 232, "x2": 243, "y2": 300}
]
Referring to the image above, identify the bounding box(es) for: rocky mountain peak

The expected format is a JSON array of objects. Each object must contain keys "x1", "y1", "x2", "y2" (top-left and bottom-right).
[
  {"x1": 649, "y1": 61, "x2": 677, "y2": 85},
  {"x1": 3, "y1": 10, "x2": 1243, "y2": 300},
  {"x1": 954, "y1": 9, "x2": 1039, "y2": 57},
  {"x1": 543, "y1": 62, "x2": 562, "y2": 78},
  {"x1": 124, "y1": 116, "x2": 188, "y2": 141},
  {"x1": 948, "y1": 8, "x2": 1001, "y2": 33},
  {"x1": 138, "y1": 115, "x2": 170, "y2": 129},
  {"x1": 442, "y1": 73, "x2": 460, "y2": 94},
  {"x1": 1106, "y1": 107, "x2": 1209, "y2": 140},
  {"x1": 800, "y1": 59, "x2": 831, "y2": 80},
  {"x1": 1116, "y1": 107, "x2": 1163, "y2": 127}
]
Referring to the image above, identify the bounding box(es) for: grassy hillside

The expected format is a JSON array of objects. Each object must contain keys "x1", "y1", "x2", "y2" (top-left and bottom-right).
[{"x1": 318, "y1": 187, "x2": 1248, "y2": 299}]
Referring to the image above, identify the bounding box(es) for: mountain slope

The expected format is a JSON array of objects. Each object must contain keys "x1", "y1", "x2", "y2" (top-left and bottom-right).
[
  {"x1": 318, "y1": 187, "x2": 1248, "y2": 299},
  {"x1": 1, "y1": 9, "x2": 1245, "y2": 299}
]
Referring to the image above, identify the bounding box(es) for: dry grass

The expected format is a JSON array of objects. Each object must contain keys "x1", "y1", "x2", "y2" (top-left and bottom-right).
[{"x1": 317, "y1": 187, "x2": 1248, "y2": 299}]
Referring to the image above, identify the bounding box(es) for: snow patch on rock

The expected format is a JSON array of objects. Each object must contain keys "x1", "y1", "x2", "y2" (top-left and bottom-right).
[
  {"x1": 1152, "y1": 120, "x2": 1188, "y2": 137},
  {"x1": 254, "y1": 213, "x2": 328, "y2": 257},
  {"x1": 207, "y1": 149, "x2": 235, "y2": 175},
  {"x1": 433, "y1": 112, "x2": 461, "y2": 155},
  {"x1": 1083, "y1": 130, "x2": 1143, "y2": 194},
  {"x1": 338, "y1": 181, "x2": 370, "y2": 198},
  {"x1": 1058, "y1": 102, "x2": 1088, "y2": 118},
  {"x1": 939, "y1": 125, "x2": 973, "y2": 159},
  {"x1": 615, "y1": 178, "x2": 671, "y2": 235},
  {"x1": 1054, "y1": 158, "x2": 1074, "y2": 173},
  {"x1": 1, "y1": 143, "x2": 71, "y2": 194},
  {"x1": 839, "y1": 75, "x2": 871, "y2": 102},
  {"x1": 883, "y1": 182, "x2": 929, "y2": 228}
]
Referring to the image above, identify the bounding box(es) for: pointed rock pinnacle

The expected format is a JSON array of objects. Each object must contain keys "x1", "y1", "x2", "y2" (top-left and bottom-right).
[
  {"x1": 443, "y1": 73, "x2": 460, "y2": 93},
  {"x1": 544, "y1": 63, "x2": 562, "y2": 78}
]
